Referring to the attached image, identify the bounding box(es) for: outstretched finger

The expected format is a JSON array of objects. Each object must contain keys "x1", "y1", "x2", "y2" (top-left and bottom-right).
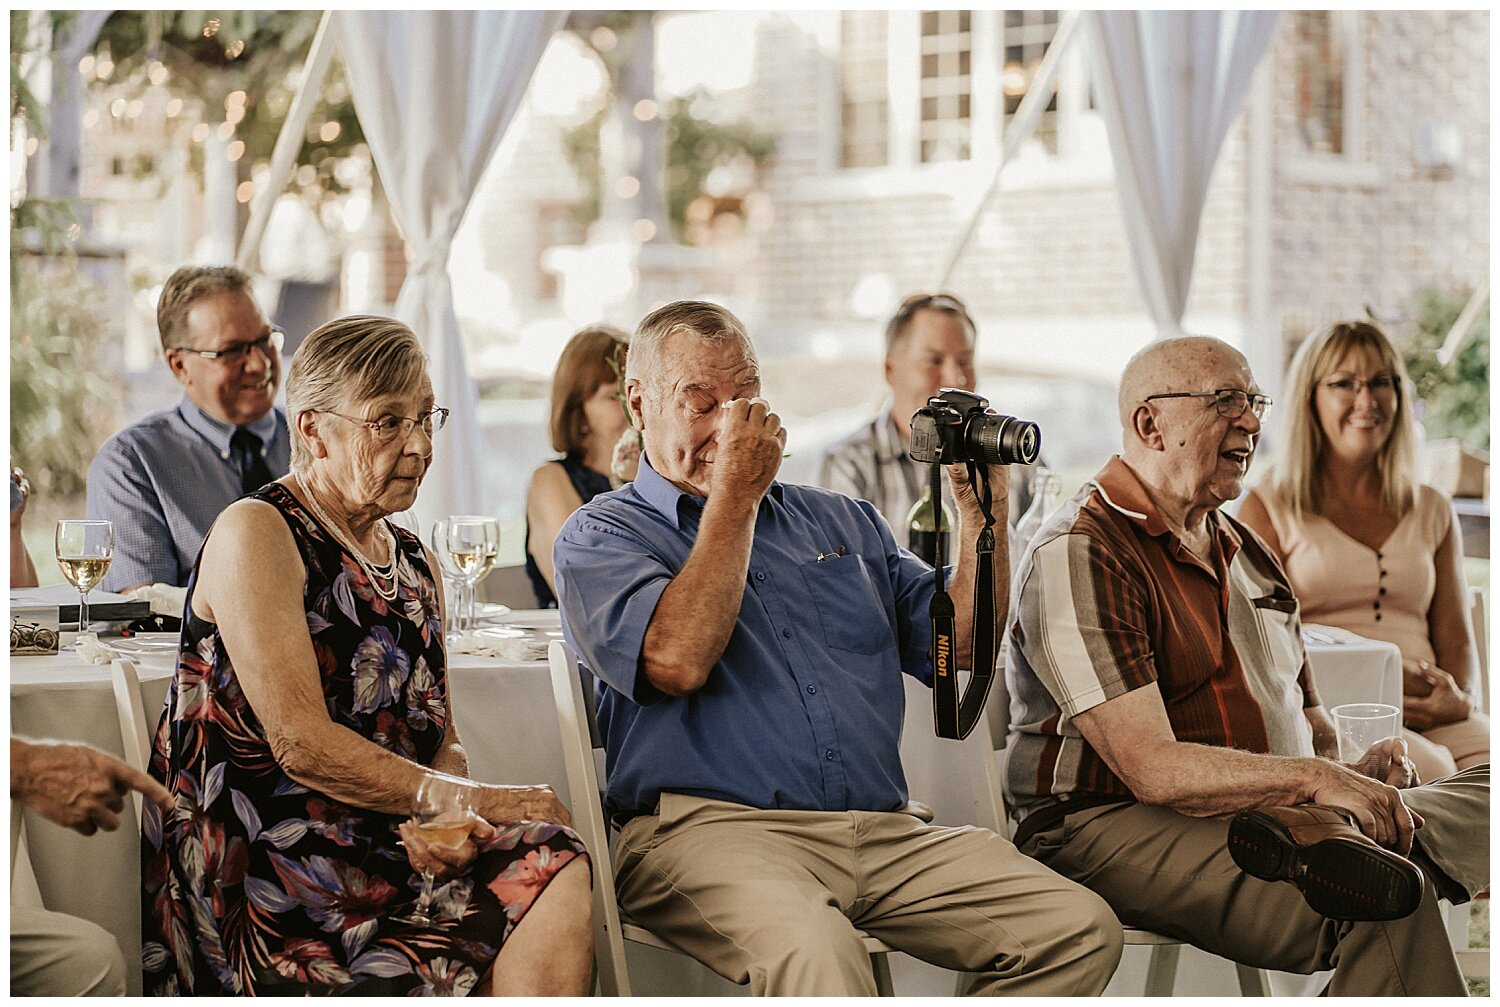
[{"x1": 115, "y1": 762, "x2": 174, "y2": 813}]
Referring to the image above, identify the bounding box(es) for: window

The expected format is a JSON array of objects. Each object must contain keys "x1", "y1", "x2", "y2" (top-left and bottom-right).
[
  {"x1": 919, "y1": 10, "x2": 972, "y2": 163},
  {"x1": 1002, "y1": 10, "x2": 1061, "y2": 154},
  {"x1": 1292, "y1": 12, "x2": 1345, "y2": 155},
  {"x1": 840, "y1": 12, "x2": 889, "y2": 168}
]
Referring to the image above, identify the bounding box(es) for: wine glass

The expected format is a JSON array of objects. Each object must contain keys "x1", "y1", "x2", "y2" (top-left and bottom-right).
[
  {"x1": 428, "y1": 518, "x2": 464, "y2": 638},
  {"x1": 444, "y1": 516, "x2": 499, "y2": 633},
  {"x1": 393, "y1": 772, "x2": 478, "y2": 926},
  {"x1": 55, "y1": 520, "x2": 113, "y2": 643}
]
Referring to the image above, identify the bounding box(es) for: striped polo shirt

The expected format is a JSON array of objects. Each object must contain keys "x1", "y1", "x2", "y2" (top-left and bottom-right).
[{"x1": 1005, "y1": 456, "x2": 1319, "y2": 818}]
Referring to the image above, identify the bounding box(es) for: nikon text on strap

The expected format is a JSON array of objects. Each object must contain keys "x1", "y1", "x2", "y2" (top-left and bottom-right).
[{"x1": 929, "y1": 459, "x2": 999, "y2": 740}]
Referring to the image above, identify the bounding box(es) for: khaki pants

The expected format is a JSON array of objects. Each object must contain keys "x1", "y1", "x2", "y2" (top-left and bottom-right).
[
  {"x1": 613, "y1": 792, "x2": 1123, "y2": 996},
  {"x1": 1019, "y1": 765, "x2": 1489, "y2": 996},
  {"x1": 10, "y1": 906, "x2": 127, "y2": 997}
]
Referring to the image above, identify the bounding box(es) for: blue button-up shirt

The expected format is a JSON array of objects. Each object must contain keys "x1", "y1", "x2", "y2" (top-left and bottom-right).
[
  {"x1": 86, "y1": 397, "x2": 289, "y2": 591},
  {"x1": 555, "y1": 455, "x2": 938, "y2": 820}
]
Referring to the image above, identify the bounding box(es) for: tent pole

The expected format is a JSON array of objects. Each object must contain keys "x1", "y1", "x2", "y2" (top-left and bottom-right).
[
  {"x1": 236, "y1": 9, "x2": 337, "y2": 271},
  {"x1": 933, "y1": 10, "x2": 1081, "y2": 289},
  {"x1": 1436, "y1": 279, "x2": 1490, "y2": 367}
]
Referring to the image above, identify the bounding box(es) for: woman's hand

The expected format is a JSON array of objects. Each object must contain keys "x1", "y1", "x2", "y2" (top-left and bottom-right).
[
  {"x1": 476, "y1": 784, "x2": 572, "y2": 827},
  {"x1": 399, "y1": 816, "x2": 496, "y2": 882},
  {"x1": 1402, "y1": 659, "x2": 1473, "y2": 731}
]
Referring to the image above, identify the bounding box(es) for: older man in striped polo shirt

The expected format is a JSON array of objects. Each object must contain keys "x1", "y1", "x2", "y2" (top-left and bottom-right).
[{"x1": 1005, "y1": 335, "x2": 1487, "y2": 996}]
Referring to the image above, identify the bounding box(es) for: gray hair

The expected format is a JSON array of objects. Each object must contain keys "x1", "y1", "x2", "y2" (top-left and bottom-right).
[
  {"x1": 284, "y1": 315, "x2": 429, "y2": 471},
  {"x1": 628, "y1": 299, "x2": 757, "y2": 396}
]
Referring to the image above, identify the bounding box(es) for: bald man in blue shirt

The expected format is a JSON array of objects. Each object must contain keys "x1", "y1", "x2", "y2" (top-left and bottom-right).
[{"x1": 555, "y1": 300, "x2": 1120, "y2": 996}]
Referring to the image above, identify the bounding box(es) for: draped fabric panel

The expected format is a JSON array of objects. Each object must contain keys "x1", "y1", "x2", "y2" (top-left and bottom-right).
[
  {"x1": 337, "y1": 11, "x2": 567, "y2": 522},
  {"x1": 1085, "y1": 11, "x2": 1281, "y2": 338}
]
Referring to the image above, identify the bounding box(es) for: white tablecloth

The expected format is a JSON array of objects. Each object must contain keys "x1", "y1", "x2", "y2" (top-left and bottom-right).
[
  {"x1": 10, "y1": 618, "x2": 1405, "y2": 997},
  {"x1": 9, "y1": 633, "x2": 570, "y2": 997}
]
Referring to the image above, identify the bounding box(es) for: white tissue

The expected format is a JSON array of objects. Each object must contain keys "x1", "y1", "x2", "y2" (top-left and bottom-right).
[
  {"x1": 74, "y1": 632, "x2": 120, "y2": 666},
  {"x1": 127, "y1": 583, "x2": 189, "y2": 619}
]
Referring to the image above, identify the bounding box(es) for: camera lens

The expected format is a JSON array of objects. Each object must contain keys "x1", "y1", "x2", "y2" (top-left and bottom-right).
[{"x1": 966, "y1": 414, "x2": 1042, "y2": 466}]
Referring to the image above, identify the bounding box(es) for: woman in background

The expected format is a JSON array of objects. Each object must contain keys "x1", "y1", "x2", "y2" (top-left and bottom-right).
[
  {"x1": 524, "y1": 324, "x2": 633, "y2": 607},
  {"x1": 1240, "y1": 319, "x2": 1487, "y2": 783}
]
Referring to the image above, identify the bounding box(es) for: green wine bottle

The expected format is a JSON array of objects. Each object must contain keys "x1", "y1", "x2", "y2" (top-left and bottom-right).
[{"x1": 906, "y1": 480, "x2": 954, "y2": 567}]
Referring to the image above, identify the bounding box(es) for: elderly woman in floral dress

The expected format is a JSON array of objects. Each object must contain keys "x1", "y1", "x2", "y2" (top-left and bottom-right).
[{"x1": 140, "y1": 315, "x2": 593, "y2": 995}]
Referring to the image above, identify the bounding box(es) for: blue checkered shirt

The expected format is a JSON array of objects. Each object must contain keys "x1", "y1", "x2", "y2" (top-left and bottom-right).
[{"x1": 86, "y1": 397, "x2": 289, "y2": 591}]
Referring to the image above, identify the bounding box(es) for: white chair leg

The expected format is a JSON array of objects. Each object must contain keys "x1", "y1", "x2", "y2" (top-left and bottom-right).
[
  {"x1": 1143, "y1": 943, "x2": 1180, "y2": 997},
  {"x1": 870, "y1": 951, "x2": 894, "y2": 996},
  {"x1": 1235, "y1": 963, "x2": 1273, "y2": 996}
]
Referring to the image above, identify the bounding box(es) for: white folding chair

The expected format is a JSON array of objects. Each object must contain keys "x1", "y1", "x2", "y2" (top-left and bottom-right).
[
  {"x1": 977, "y1": 690, "x2": 1273, "y2": 996},
  {"x1": 1469, "y1": 587, "x2": 1488, "y2": 712},
  {"x1": 109, "y1": 657, "x2": 154, "y2": 820},
  {"x1": 547, "y1": 641, "x2": 898, "y2": 996}
]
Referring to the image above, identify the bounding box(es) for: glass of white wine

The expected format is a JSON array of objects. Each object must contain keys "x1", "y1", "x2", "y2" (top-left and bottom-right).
[
  {"x1": 444, "y1": 516, "x2": 499, "y2": 634},
  {"x1": 55, "y1": 519, "x2": 114, "y2": 642},
  {"x1": 393, "y1": 772, "x2": 478, "y2": 926}
]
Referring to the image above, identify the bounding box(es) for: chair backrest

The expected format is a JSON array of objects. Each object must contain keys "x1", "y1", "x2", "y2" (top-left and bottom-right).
[
  {"x1": 547, "y1": 640, "x2": 632, "y2": 996},
  {"x1": 1469, "y1": 587, "x2": 1488, "y2": 712},
  {"x1": 110, "y1": 657, "x2": 153, "y2": 820}
]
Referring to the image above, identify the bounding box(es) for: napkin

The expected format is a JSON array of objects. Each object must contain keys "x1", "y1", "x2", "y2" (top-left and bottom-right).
[
  {"x1": 126, "y1": 583, "x2": 189, "y2": 619},
  {"x1": 74, "y1": 632, "x2": 122, "y2": 666},
  {"x1": 447, "y1": 631, "x2": 547, "y2": 662}
]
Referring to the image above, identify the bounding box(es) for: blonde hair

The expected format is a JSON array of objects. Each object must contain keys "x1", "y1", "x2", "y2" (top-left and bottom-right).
[
  {"x1": 549, "y1": 324, "x2": 629, "y2": 456},
  {"x1": 629, "y1": 300, "x2": 757, "y2": 397},
  {"x1": 1269, "y1": 320, "x2": 1417, "y2": 520},
  {"x1": 285, "y1": 315, "x2": 429, "y2": 471}
]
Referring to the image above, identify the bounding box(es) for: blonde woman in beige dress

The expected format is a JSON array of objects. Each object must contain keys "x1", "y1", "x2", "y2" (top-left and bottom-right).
[{"x1": 1240, "y1": 320, "x2": 1487, "y2": 784}]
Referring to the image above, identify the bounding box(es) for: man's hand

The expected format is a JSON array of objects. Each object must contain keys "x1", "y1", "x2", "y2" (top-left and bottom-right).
[
  {"x1": 11, "y1": 737, "x2": 173, "y2": 835},
  {"x1": 947, "y1": 461, "x2": 1010, "y2": 522},
  {"x1": 710, "y1": 397, "x2": 785, "y2": 500},
  {"x1": 1308, "y1": 760, "x2": 1423, "y2": 855},
  {"x1": 1402, "y1": 660, "x2": 1473, "y2": 731},
  {"x1": 1349, "y1": 736, "x2": 1419, "y2": 789}
]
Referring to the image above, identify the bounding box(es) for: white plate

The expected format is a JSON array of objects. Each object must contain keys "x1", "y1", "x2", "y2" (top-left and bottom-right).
[
  {"x1": 112, "y1": 634, "x2": 181, "y2": 654},
  {"x1": 471, "y1": 602, "x2": 512, "y2": 622},
  {"x1": 483, "y1": 608, "x2": 561, "y2": 629},
  {"x1": 473, "y1": 626, "x2": 527, "y2": 641}
]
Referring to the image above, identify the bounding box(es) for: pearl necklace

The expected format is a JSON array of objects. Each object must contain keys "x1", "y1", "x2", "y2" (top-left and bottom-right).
[{"x1": 294, "y1": 474, "x2": 400, "y2": 601}]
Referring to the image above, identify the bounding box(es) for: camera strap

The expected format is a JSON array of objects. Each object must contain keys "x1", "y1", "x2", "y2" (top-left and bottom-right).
[{"x1": 929, "y1": 460, "x2": 999, "y2": 740}]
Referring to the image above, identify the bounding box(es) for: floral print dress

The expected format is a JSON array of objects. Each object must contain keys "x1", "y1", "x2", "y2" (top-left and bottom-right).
[{"x1": 141, "y1": 483, "x2": 588, "y2": 995}]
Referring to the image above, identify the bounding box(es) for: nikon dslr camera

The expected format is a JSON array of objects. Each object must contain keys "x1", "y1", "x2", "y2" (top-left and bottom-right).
[{"x1": 909, "y1": 388, "x2": 1041, "y2": 467}]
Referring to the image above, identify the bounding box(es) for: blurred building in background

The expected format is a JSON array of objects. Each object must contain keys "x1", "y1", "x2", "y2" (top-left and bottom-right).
[{"x1": 18, "y1": 9, "x2": 1490, "y2": 526}]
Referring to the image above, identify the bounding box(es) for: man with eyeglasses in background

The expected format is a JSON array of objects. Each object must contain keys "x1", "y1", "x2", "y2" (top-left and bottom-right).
[
  {"x1": 817, "y1": 292, "x2": 1037, "y2": 534},
  {"x1": 87, "y1": 265, "x2": 289, "y2": 594}
]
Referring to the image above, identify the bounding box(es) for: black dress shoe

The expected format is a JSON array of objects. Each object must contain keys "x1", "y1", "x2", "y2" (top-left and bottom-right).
[{"x1": 1228, "y1": 804, "x2": 1424, "y2": 921}]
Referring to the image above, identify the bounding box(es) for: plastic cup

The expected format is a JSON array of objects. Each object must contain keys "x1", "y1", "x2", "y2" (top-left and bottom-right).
[{"x1": 1330, "y1": 703, "x2": 1402, "y2": 764}]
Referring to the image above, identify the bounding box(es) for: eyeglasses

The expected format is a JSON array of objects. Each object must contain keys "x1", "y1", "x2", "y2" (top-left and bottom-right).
[
  {"x1": 322, "y1": 405, "x2": 450, "y2": 443},
  {"x1": 1319, "y1": 374, "x2": 1399, "y2": 400},
  {"x1": 176, "y1": 327, "x2": 285, "y2": 364},
  {"x1": 1144, "y1": 388, "x2": 1273, "y2": 420}
]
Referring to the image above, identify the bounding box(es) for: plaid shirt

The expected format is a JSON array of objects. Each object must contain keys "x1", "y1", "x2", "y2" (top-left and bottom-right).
[{"x1": 1005, "y1": 456, "x2": 1319, "y2": 817}]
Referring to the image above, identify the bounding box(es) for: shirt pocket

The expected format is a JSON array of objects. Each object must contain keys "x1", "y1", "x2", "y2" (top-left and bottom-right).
[
  {"x1": 800, "y1": 557, "x2": 894, "y2": 655},
  {"x1": 1251, "y1": 595, "x2": 1303, "y2": 680}
]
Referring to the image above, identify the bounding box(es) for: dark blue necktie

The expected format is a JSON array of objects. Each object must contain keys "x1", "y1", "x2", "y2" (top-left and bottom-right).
[{"x1": 231, "y1": 427, "x2": 274, "y2": 496}]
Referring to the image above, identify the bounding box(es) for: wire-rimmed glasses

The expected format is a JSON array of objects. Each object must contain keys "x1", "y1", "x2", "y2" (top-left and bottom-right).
[{"x1": 1143, "y1": 388, "x2": 1272, "y2": 420}]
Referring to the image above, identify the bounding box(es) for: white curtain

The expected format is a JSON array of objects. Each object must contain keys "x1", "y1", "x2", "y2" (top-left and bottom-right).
[
  {"x1": 1086, "y1": 11, "x2": 1280, "y2": 338},
  {"x1": 337, "y1": 11, "x2": 567, "y2": 525}
]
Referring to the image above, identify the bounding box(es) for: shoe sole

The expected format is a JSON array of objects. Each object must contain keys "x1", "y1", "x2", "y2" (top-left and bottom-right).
[{"x1": 1229, "y1": 811, "x2": 1424, "y2": 921}]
